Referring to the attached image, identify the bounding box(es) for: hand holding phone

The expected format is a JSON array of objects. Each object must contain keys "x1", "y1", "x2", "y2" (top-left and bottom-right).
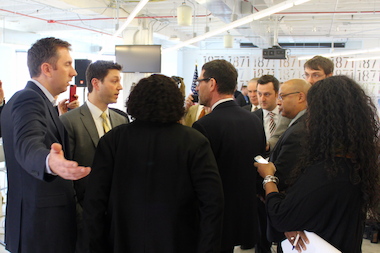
[
  {"x1": 254, "y1": 155, "x2": 268, "y2": 164},
  {"x1": 69, "y1": 85, "x2": 77, "y2": 102}
]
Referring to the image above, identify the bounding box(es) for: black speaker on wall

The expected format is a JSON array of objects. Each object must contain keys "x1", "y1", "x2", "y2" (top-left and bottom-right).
[{"x1": 75, "y1": 59, "x2": 92, "y2": 87}]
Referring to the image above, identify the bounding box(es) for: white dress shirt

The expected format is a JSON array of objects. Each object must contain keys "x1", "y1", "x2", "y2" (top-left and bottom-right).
[
  {"x1": 87, "y1": 100, "x2": 111, "y2": 138},
  {"x1": 263, "y1": 106, "x2": 280, "y2": 141}
]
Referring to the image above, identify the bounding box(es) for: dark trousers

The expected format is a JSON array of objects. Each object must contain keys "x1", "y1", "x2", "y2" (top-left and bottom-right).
[{"x1": 256, "y1": 197, "x2": 272, "y2": 253}]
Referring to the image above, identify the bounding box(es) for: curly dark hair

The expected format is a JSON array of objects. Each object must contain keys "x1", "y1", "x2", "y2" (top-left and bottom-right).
[
  {"x1": 295, "y1": 75, "x2": 380, "y2": 218},
  {"x1": 127, "y1": 74, "x2": 185, "y2": 123}
]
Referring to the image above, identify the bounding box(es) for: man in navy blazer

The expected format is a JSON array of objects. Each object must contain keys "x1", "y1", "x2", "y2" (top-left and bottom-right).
[
  {"x1": 1, "y1": 37, "x2": 91, "y2": 253},
  {"x1": 192, "y1": 59, "x2": 266, "y2": 253}
]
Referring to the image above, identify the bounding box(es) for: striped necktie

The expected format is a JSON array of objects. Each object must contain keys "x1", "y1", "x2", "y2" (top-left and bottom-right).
[{"x1": 269, "y1": 112, "x2": 276, "y2": 136}]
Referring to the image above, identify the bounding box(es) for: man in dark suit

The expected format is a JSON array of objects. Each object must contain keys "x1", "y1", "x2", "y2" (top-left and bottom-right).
[
  {"x1": 267, "y1": 79, "x2": 311, "y2": 252},
  {"x1": 192, "y1": 59, "x2": 266, "y2": 253},
  {"x1": 1, "y1": 37, "x2": 91, "y2": 253},
  {"x1": 270, "y1": 79, "x2": 311, "y2": 192},
  {"x1": 243, "y1": 78, "x2": 260, "y2": 112}
]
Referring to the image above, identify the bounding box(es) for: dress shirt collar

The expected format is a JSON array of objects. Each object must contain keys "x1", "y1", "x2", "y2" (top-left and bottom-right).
[
  {"x1": 263, "y1": 106, "x2": 279, "y2": 118},
  {"x1": 212, "y1": 98, "x2": 234, "y2": 111},
  {"x1": 289, "y1": 109, "x2": 306, "y2": 127},
  {"x1": 251, "y1": 104, "x2": 261, "y2": 112},
  {"x1": 86, "y1": 100, "x2": 110, "y2": 119},
  {"x1": 30, "y1": 79, "x2": 55, "y2": 105}
]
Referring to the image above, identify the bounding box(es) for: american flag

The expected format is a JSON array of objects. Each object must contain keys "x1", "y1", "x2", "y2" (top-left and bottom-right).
[{"x1": 191, "y1": 64, "x2": 198, "y2": 95}]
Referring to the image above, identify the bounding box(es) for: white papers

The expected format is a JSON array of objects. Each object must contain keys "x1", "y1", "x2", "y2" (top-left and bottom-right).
[{"x1": 281, "y1": 231, "x2": 341, "y2": 253}]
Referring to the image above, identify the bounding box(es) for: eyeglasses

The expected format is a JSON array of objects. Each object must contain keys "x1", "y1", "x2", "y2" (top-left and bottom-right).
[
  {"x1": 278, "y1": 92, "x2": 300, "y2": 100},
  {"x1": 195, "y1": 77, "x2": 212, "y2": 86}
]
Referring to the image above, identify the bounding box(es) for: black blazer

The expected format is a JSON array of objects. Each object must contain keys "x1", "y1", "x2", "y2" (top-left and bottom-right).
[
  {"x1": 83, "y1": 121, "x2": 224, "y2": 252},
  {"x1": 269, "y1": 114, "x2": 306, "y2": 191},
  {"x1": 1, "y1": 81, "x2": 76, "y2": 253},
  {"x1": 253, "y1": 108, "x2": 264, "y2": 121},
  {"x1": 193, "y1": 100, "x2": 266, "y2": 250}
]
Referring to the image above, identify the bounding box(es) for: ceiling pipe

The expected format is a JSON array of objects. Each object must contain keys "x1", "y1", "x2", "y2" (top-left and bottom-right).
[
  {"x1": 1, "y1": 6, "x2": 380, "y2": 39},
  {"x1": 0, "y1": 8, "x2": 119, "y2": 37},
  {"x1": 53, "y1": 14, "x2": 212, "y2": 23}
]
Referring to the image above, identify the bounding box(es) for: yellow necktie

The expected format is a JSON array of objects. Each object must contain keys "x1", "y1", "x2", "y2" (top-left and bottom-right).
[{"x1": 101, "y1": 112, "x2": 111, "y2": 133}]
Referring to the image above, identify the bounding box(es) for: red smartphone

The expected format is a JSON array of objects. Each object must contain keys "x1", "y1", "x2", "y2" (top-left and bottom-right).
[{"x1": 69, "y1": 85, "x2": 77, "y2": 102}]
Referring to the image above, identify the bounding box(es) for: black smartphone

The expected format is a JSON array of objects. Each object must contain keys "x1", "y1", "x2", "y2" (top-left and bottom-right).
[{"x1": 192, "y1": 94, "x2": 199, "y2": 103}]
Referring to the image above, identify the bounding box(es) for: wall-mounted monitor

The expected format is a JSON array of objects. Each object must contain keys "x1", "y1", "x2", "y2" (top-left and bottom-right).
[{"x1": 115, "y1": 45, "x2": 162, "y2": 73}]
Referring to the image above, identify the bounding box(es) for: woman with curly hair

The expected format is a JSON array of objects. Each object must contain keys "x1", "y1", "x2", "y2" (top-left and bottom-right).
[
  {"x1": 83, "y1": 74, "x2": 224, "y2": 253},
  {"x1": 255, "y1": 75, "x2": 380, "y2": 253}
]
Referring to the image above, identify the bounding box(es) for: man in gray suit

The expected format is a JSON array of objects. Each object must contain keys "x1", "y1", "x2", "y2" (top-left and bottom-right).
[
  {"x1": 60, "y1": 60, "x2": 128, "y2": 207},
  {"x1": 60, "y1": 60, "x2": 128, "y2": 252},
  {"x1": 254, "y1": 75, "x2": 291, "y2": 152}
]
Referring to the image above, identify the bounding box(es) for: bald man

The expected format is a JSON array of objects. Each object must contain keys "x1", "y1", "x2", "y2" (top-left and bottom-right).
[
  {"x1": 266, "y1": 79, "x2": 311, "y2": 249},
  {"x1": 269, "y1": 79, "x2": 311, "y2": 192}
]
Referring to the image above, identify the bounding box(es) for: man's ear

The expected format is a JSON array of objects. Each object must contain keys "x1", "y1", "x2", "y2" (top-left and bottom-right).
[
  {"x1": 326, "y1": 73, "x2": 333, "y2": 78},
  {"x1": 299, "y1": 92, "x2": 307, "y2": 102},
  {"x1": 209, "y1": 78, "x2": 217, "y2": 92},
  {"x1": 41, "y1": 62, "x2": 52, "y2": 77},
  {"x1": 91, "y1": 78, "x2": 100, "y2": 90}
]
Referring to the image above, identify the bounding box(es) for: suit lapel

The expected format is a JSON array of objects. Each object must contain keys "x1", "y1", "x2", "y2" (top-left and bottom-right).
[
  {"x1": 80, "y1": 103, "x2": 100, "y2": 147},
  {"x1": 109, "y1": 110, "x2": 125, "y2": 128},
  {"x1": 26, "y1": 81, "x2": 68, "y2": 150}
]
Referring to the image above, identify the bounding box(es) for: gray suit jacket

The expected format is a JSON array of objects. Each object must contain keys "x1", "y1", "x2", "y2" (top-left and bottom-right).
[
  {"x1": 60, "y1": 102, "x2": 128, "y2": 204},
  {"x1": 253, "y1": 108, "x2": 291, "y2": 151}
]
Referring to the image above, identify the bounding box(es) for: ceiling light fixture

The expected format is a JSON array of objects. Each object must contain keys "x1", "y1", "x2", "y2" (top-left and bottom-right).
[
  {"x1": 298, "y1": 47, "x2": 380, "y2": 60},
  {"x1": 113, "y1": 0, "x2": 150, "y2": 38},
  {"x1": 224, "y1": 32, "x2": 233, "y2": 48},
  {"x1": 177, "y1": 2, "x2": 193, "y2": 26},
  {"x1": 163, "y1": 0, "x2": 311, "y2": 52}
]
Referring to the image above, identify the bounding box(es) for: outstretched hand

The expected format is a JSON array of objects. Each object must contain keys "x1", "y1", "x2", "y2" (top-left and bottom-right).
[{"x1": 48, "y1": 143, "x2": 91, "y2": 180}]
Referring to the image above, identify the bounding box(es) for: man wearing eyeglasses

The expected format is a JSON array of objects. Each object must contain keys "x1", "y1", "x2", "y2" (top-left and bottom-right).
[
  {"x1": 270, "y1": 79, "x2": 311, "y2": 191},
  {"x1": 267, "y1": 79, "x2": 311, "y2": 252},
  {"x1": 192, "y1": 59, "x2": 266, "y2": 253},
  {"x1": 255, "y1": 75, "x2": 291, "y2": 151},
  {"x1": 304, "y1": 55, "x2": 334, "y2": 85}
]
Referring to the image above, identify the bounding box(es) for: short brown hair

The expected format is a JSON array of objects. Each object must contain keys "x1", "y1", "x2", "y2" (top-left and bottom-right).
[
  {"x1": 304, "y1": 55, "x2": 334, "y2": 75},
  {"x1": 27, "y1": 37, "x2": 71, "y2": 78}
]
